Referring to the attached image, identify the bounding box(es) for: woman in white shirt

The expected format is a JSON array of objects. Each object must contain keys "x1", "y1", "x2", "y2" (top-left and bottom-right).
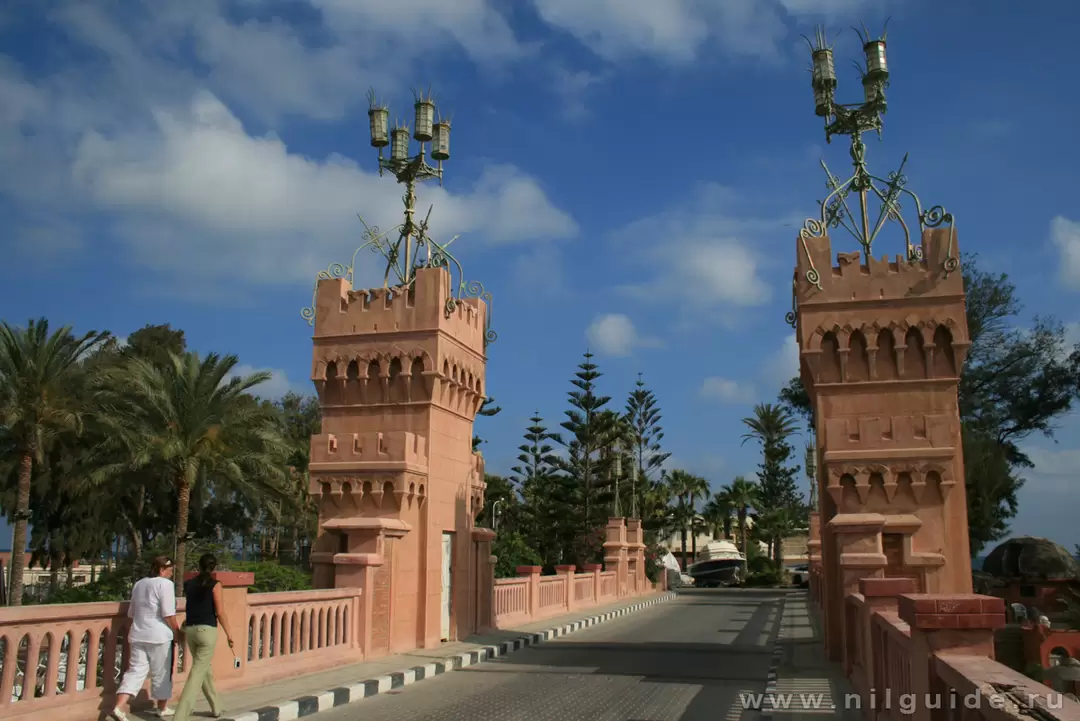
[{"x1": 112, "y1": 556, "x2": 181, "y2": 721}]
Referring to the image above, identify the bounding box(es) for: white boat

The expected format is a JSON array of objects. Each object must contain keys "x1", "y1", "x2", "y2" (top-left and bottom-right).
[{"x1": 687, "y1": 540, "x2": 747, "y2": 588}]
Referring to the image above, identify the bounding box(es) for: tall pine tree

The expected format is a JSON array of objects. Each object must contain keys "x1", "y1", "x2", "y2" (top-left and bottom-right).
[
  {"x1": 511, "y1": 413, "x2": 565, "y2": 567},
  {"x1": 624, "y1": 373, "x2": 671, "y2": 528},
  {"x1": 553, "y1": 352, "x2": 614, "y2": 565}
]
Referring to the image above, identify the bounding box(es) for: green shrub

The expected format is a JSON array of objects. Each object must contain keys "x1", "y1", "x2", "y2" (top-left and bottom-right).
[
  {"x1": 227, "y1": 561, "x2": 313, "y2": 593},
  {"x1": 48, "y1": 566, "x2": 135, "y2": 604},
  {"x1": 491, "y1": 532, "x2": 543, "y2": 578}
]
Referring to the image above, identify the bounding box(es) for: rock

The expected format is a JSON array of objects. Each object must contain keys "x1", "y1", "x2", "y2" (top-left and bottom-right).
[{"x1": 982, "y1": 537, "x2": 1080, "y2": 581}]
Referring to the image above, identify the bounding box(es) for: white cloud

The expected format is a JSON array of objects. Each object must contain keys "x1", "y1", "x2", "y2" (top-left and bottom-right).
[
  {"x1": 614, "y1": 184, "x2": 774, "y2": 320},
  {"x1": 764, "y1": 334, "x2": 801, "y2": 387},
  {"x1": 551, "y1": 65, "x2": 607, "y2": 121},
  {"x1": 38, "y1": 89, "x2": 575, "y2": 288},
  {"x1": 228, "y1": 364, "x2": 306, "y2": 400},
  {"x1": 0, "y1": 3, "x2": 574, "y2": 293},
  {"x1": 586, "y1": 314, "x2": 661, "y2": 357},
  {"x1": 1050, "y1": 216, "x2": 1080, "y2": 291},
  {"x1": 530, "y1": 0, "x2": 880, "y2": 63},
  {"x1": 700, "y1": 377, "x2": 756, "y2": 404}
]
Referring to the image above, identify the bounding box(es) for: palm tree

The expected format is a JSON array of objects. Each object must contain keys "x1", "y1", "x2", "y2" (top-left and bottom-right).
[
  {"x1": 740, "y1": 403, "x2": 800, "y2": 448},
  {"x1": 97, "y1": 351, "x2": 292, "y2": 590},
  {"x1": 686, "y1": 475, "x2": 710, "y2": 561},
  {"x1": 703, "y1": 492, "x2": 734, "y2": 540},
  {"x1": 0, "y1": 319, "x2": 104, "y2": 606},
  {"x1": 665, "y1": 470, "x2": 709, "y2": 568},
  {"x1": 755, "y1": 508, "x2": 799, "y2": 567},
  {"x1": 723, "y1": 476, "x2": 760, "y2": 554}
]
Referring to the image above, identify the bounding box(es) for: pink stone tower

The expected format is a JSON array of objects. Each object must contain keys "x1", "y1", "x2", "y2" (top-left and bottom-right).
[{"x1": 306, "y1": 267, "x2": 493, "y2": 654}]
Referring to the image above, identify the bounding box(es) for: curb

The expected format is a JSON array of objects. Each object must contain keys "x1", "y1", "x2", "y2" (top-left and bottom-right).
[
  {"x1": 225, "y1": 592, "x2": 677, "y2": 721},
  {"x1": 759, "y1": 593, "x2": 789, "y2": 717}
]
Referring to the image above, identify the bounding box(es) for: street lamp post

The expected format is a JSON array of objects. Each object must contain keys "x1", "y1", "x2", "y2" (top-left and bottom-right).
[
  {"x1": 806, "y1": 24, "x2": 890, "y2": 255},
  {"x1": 789, "y1": 24, "x2": 958, "y2": 327},
  {"x1": 367, "y1": 87, "x2": 452, "y2": 288},
  {"x1": 491, "y1": 499, "x2": 503, "y2": 532},
  {"x1": 613, "y1": 453, "x2": 622, "y2": 518}
]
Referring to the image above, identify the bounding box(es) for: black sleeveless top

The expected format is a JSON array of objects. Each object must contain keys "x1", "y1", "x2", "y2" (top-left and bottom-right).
[{"x1": 184, "y1": 578, "x2": 219, "y2": 627}]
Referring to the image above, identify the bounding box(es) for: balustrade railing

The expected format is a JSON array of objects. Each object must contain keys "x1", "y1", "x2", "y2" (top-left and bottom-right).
[{"x1": 836, "y1": 579, "x2": 1080, "y2": 721}]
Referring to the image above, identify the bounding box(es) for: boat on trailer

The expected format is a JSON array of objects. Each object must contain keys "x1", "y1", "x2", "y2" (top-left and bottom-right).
[{"x1": 689, "y1": 540, "x2": 746, "y2": 588}]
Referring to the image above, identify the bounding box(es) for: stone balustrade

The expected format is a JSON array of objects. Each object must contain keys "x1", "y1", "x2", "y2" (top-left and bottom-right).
[
  {"x1": 0, "y1": 573, "x2": 365, "y2": 721},
  {"x1": 0, "y1": 518, "x2": 663, "y2": 721},
  {"x1": 810, "y1": 576, "x2": 1080, "y2": 721},
  {"x1": 493, "y1": 563, "x2": 660, "y2": 629}
]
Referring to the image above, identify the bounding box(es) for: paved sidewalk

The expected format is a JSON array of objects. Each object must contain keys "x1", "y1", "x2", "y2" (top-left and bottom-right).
[
  {"x1": 154, "y1": 592, "x2": 674, "y2": 721},
  {"x1": 760, "y1": 592, "x2": 857, "y2": 720}
]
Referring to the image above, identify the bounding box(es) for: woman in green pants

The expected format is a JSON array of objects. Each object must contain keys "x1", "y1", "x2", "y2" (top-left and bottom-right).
[{"x1": 176, "y1": 554, "x2": 236, "y2": 721}]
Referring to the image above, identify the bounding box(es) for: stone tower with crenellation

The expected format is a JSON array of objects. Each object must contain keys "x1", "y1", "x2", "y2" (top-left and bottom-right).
[
  {"x1": 306, "y1": 266, "x2": 492, "y2": 654},
  {"x1": 796, "y1": 226, "x2": 973, "y2": 662}
]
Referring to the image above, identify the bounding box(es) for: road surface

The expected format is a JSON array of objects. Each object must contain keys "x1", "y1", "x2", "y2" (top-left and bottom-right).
[{"x1": 311, "y1": 588, "x2": 789, "y2": 721}]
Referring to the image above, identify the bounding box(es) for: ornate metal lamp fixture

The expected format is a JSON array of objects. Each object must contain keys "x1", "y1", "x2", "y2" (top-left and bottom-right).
[
  {"x1": 301, "y1": 87, "x2": 496, "y2": 347},
  {"x1": 790, "y1": 23, "x2": 958, "y2": 324}
]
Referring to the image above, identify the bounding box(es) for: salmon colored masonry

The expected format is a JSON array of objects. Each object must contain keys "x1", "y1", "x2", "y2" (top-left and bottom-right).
[
  {"x1": 0, "y1": 266, "x2": 663, "y2": 721},
  {"x1": 801, "y1": 231, "x2": 1080, "y2": 720}
]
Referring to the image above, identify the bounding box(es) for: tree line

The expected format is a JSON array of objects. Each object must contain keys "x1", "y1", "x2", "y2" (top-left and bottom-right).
[
  {"x1": 0, "y1": 321, "x2": 320, "y2": 606},
  {"x1": 778, "y1": 255, "x2": 1080, "y2": 556},
  {"x1": 474, "y1": 352, "x2": 812, "y2": 577}
]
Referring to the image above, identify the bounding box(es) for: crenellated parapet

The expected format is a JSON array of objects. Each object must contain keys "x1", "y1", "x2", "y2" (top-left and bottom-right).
[
  {"x1": 794, "y1": 229, "x2": 970, "y2": 389},
  {"x1": 796, "y1": 227, "x2": 962, "y2": 306},
  {"x1": 312, "y1": 267, "x2": 487, "y2": 356}
]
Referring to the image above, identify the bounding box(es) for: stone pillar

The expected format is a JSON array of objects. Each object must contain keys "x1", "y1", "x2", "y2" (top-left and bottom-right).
[
  {"x1": 794, "y1": 229, "x2": 974, "y2": 662},
  {"x1": 583, "y1": 563, "x2": 602, "y2": 604},
  {"x1": 555, "y1": 565, "x2": 576, "y2": 611},
  {"x1": 855, "y1": 577, "x2": 918, "y2": 718},
  {"x1": 626, "y1": 519, "x2": 646, "y2": 593},
  {"x1": 603, "y1": 518, "x2": 628, "y2": 596},
  {"x1": 897, "y1": 593, "x2": 1006, "y2": 721},
  {"x1": 182, "y1": 571, "x2": 252, "y2": 682},
  {"x1": 330, "y1": 554, "x2": 380, "y2": 654},
  {"x1": 471, "y1": 528, "x2": 496, "y2": 633},
  {"x1": 517, "y1": 566, "x2": 541, "y2": 619}
]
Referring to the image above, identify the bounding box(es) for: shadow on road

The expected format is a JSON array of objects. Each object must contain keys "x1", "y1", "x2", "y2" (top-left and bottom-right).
[{"x1": 461, "y1": 589, "x2": 790, "y2": 721}]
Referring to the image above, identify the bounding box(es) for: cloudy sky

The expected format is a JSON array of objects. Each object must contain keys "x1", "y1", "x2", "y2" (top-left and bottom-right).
[{"x1": 1, "y1": 0, "x2": 1078, "y2": 551}]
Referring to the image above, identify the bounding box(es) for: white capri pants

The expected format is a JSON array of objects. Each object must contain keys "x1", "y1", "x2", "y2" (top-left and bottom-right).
[{"x1": 116, "y1": 641, "x2": 173, "y2": 700}]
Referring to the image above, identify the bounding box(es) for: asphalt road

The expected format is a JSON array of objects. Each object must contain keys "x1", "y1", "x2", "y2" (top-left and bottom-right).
[{"x1": 311, "y1": 588, "x2": 789, "y2": 721}]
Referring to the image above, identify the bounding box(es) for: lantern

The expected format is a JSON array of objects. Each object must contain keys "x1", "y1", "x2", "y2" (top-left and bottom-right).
[
  {"x1": 811, "y1": 48, "x2": 837, "y2": 90},
  {"x1": 811, "y1": 48, "x2": 836, "y2": 117},
  {"x1": 431, "y1": 121, "x2": 451, "y2": 161},
  {"x1": 391, "y1": 126, "x2": 410, "y2": 161},
  {"x1": 368, "y1": 106, "x2": 389, "y2": 148},
  {"x1": 862, "y1": 75, "x2": 879, "y2": 105},
  {"x1": 863, "y1": 39, "x2": 888, "y2": 81},
  {"x1": 813, "y1": 85, "x2": 834, "y2": 118},
  {"x1": 804, "y1": 442, "x2": 817, "y2": 478},
  {"x1": 614, "y1": 453, "x2": 622, "y2": 478},
  {"x1": 414, "y1": 99, "x2": 435, "y2": 142}
]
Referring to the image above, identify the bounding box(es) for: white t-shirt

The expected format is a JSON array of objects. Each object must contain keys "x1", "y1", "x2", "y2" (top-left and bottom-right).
[{"x1": 127, "y1": 577, "x2": 177, "y2": 644}]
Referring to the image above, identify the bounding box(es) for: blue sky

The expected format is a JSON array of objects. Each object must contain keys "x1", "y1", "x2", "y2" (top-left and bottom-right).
[{"x1": 1, "y1": 0, "x2": 1078, "y2": 552}]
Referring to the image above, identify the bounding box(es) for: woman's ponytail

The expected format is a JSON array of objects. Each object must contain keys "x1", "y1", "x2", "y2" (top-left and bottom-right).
[{"x1": 197, "y1": 554, "x2": 218, "y2": 587}]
